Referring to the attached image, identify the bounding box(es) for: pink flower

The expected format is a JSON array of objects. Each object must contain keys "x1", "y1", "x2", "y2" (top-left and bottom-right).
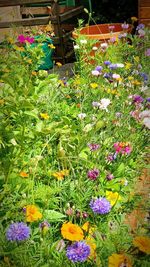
[
  {"x1": 18, "y1": 34, "x2": 26, "y2": 43},
  {"x1": 25, "y1": 36, "x2": 35, "y2": 44}
]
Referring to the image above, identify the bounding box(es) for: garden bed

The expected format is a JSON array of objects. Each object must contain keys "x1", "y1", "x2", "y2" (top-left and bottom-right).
[{"x1": 0, "y1": 22, "x2": 150, "y2": 267}]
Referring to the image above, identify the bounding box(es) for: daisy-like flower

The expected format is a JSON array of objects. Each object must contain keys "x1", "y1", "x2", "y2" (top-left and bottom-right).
[
  {"x1": 78, "y1": 113, "x2": 86, "y2": 119},
  {"x1": 133, "y1": 236, "x2": 150, "y2": 254},
  {"x1": 90, "y1": 197, "x2": 111, "y2": 214},
  {"x1": 52, "y1": 169, "x2": 69, "y2": 181},
  {"x1": 99, "y1": 98, "x2": 111, "y2": 111},
  {"x1": 61, "y1": 222, "x2": 84, "y2": 241},
  {"x1": 66, "y1": 241, "x2": 90, "y2": 262},
  {"x1": 6, "y1": 222, "x2": 30, "y2": 242},
  {"x1": 24, "y1": 205, "x2": 42, "y2": 222},
  {"x1": 108, "y1": 253, "x2": 132, "y2": 267}
]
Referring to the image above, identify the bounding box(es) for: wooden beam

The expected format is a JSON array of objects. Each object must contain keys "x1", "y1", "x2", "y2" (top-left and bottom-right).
[
  {"x1": 139, "y1": 0, "x2": 150, "y2": 7},
  {"x1": 0, "y1": 16, "x2": 57, "y2": 28},
  {"x1": 21, "y1": 6, "x2": 51, "y2": 16},
  {"x1": 0, "y1": 0, "x2": 54, "y2": 7},
  {"x1": 60, "y1": 6, "x2": 84, "y2": 22},
  {"x1": 140, "y1": 7, "x2": 150, "y2": 18}
]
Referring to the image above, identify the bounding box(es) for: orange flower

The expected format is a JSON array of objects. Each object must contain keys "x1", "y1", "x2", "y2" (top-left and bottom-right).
[
  {"x1": 61, "y1": 222, "x2": 84, "y2": 241},
  {"x1": 25, "y1": 205, "x2": 42, "y2": 222},
  {"x1": 108, "y1": 253, "x2": 132, "y2": 267},
  {"x1": 20, "y1": 171, "x2": 29, "y2": 178},
  {"x1": 133, "y1": 236, "x2": 150, "y2": 254},
  {"x1": 52, "y1": 169, "x2": 69, "y2": 181}
]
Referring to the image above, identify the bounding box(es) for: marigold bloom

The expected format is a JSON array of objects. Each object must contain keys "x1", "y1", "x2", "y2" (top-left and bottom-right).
[
  {"x1": 108, "y1": 253, "x2": 132, "y2": 267},
  {"x1": 133, "y1": 236, "x2": 150, "y2": 254},
  {"x1": 20, "y1": 171, "x2": 29, "y2": 178},
  {"x1": 40, "y1": 113, "x2": 49, "y2": 120},
  {"x1": 61, "y1": 222, "x2": 84, "y2": 241},
  {"x1": 52, "y1": 169, "x2": 69, "y2": 181},
  {"x1": 106, "y1": 191, "x2": 121, "y2": 206},
  {"x1": 25, "y1": 205, "x2": 42, "y2": 222}
]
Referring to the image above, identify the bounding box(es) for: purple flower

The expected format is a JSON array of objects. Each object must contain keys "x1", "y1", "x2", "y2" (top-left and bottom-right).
[
  {"x1": 145, "y1": 48, "x2": 150, "y2": 57},
  {"x1": 118, "y1": 32, "x2": 127, "y2": 38},
  {"x1": 17, "y1": 34, "x2": 26, "y2": 43},
  {"x1": 106, "y1": 153, "x2": 117, "y2": 162},
  {"x1": 92, "y1": 101, "x2": 100, "y2": 108},
  {"x1": 109, "y1": 37, "x2": 116, "y2": 43},
  {"x1": 39, "y1": 221, "x2": 50, "y2": 230},
  {"x1": 95, "y1": 65, "x2": 103, "y2": 72},
  {"x1": 90, "y1": 197, "x2": 111, "y2": 214},
  {"x1": 88, "y1": 143, "x2": 100, "y2": 151},
  {"x1": 106, "y1": 173, "x2": 114, "y2": 181},
  {"x1": 6, "y1": 222, "x2": 30, "y2": 242},
  {"x1": 87, "y1": 169, "x2": 99, "y2": 180},
  {"x1": 133, "y1": 95, "x2": 144, "y2": 103},
  {"x1": 25, "y1": 36, "x2": 35, "y2": 44},
  {"x1": 109, "y1": 64, "x2": 118, "y2": 70},
  {"x1": 108, "y1": 25, "x2": 115, "y2": 31},
  {"x1": 121, "y1": 22, "x2": 129, "y2": 29},
  {"x1": 66, "y1": 241, "x2": 90, "y2": 262},
  {"x1": 104, "y1": 60, "x2": 111, "y2": 66},
  {"x1": 146, "y1": 97, "x2": 150, "y2": 102},
  {"x1": 136, "y1": 23, "x2": 145, "y2": 31},
  {"x1": 139, "y1": 72, "x2": 148, "y2": 82},
  {"x1": 91, "y1": 70, "x2": 100, "y2": 76},
  {"x1": 103, "y1": 72, "x2": 112, "y2": 79}
]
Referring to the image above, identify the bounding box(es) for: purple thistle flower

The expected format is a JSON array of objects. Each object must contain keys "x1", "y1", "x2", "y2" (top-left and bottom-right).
[
  {"x1": 6, "y1": 222, "x2": 30, "y2": 242},
  {"x1": 66, "y1": 241, "x2": 90, "y2": 262},
  {"x1": 90, "y1": 197, "x2": 111, "y2": 214},
  {"x1": 106, "y1": 173, "x2": 114, "y2": 181},
  {"x1": 39, "y1": 221, "x2": 50, "y2": 230},
  {"x1": 95, "y1": 65, "x2": 103, "y2": 72},
  {"x1": 87, "y1": 169, "x2": 99, "y2": 180},
  {"x1": 88, "y1": 143, "x2": 100, "y2": 151},
  {"x1": 109, "y1": 63, "x2": 118, "y2": 70},
  {"x1": 133, "y1": 95, "x2": 144, "y2": 103},
  {"x1": 104, "y1": 60, "x2": 111, "y2": 66}
]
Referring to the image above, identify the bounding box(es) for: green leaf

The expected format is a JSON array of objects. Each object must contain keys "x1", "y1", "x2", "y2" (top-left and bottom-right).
[
  {"x1": 24, "y1": 111, "x2": 39, "y2": 119},
  {"x1": 44, "y1": 210, "x2": 66, "y2": 222}
]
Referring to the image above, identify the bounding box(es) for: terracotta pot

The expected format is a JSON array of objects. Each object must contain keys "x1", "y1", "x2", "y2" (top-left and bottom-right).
[{"x1": 72, "y1": 23, "x2": 132, "y2": 43}]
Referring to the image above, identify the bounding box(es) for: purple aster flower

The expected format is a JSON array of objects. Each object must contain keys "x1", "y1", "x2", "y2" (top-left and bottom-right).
[
  {"x1": 87, "y1": 169, "x2": 99, "y2": 180},
  {"x1": 133, "y1": 95, "x2": 144, "y2": 103},
  {"x1": 103, "y1": 72, "x2": 112, "y2": 79},
  {"x1": 66, "y1": 241, "x2": 90, "y2": 262},
  {"x1": 145, "y1": 48, "x2": 150, "y2": 57},
  {"x1": 95, "y1": 65, "x2": 103, "y2": 72},
  {"x1": 6, "y1": 222, "x2": 30, "y2": 242},
  {"x1": 104, "y1": 60, "x2": 111, "y2": 66},
  {"x1": 109, "y1": 64, "x2": 118, "y2": 70},
  {"x1": 88, "y1": 143, "x2": 100, "y2": 151},
  {"x1": 136, "y1": 23, "x2": 145, "y2": 31},
  {"x1": 90, "y1": 197, "x2": 111, "y2": 214}
]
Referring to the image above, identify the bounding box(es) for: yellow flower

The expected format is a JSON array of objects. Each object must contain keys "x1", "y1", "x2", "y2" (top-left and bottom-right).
[
  {"x1": 48, "y1": 44, "x2": 55, "y2": 49},
  {"x1": 82, "y1": 222, "x2": 95, "y2": 235},
  {"x1": 86, "y1": 236, "x2": 96, "y2": 259},
  {"x1": 20, "y1": 171, "x2": 29, "y2": 178},
  {"x1": 56, "y1": 62, "x2": 62, "y2": 67},
  {"x1": 13, "y1": 45, "x2": 25, "y2": 52},
  {"x1": 40, "y1": 113, "x2": 49, "y2": 120},
  {"x1": 52, "y1": 169, "x2": 69, "y2": 181},
  {"x1": 106, "y1": 191, "x2": 121, "y2": 206},
  {"x1": 32, "y1": 71, "x2": 37, "y2": 76},
  {"x1": 61, "y1": 222, "x2": 84, "y2": 241},
  {"x1": 133, "y1": 236, "x2": 150, "y2": 254},
  {"x1": 90, "y1": 83, "x2": 98, "y2": 89},
  {"x1": 108, "y1": 253, "x2": 132, "y2": 267},
  {"x1": 25, "y1": 205, "x2": 42, "y2": 222},
  {"x1": 125, "y1": 62, "x2": 132, "y2": 70},
  {"x1": 131, "y1": 16, "x2": 138, "y2": 22},
  {"x1": 7, "y1": 37, "x2": 14, "y2": 44},
  {"x1": 128, "y1": 76, "x2": 134, "y2": 80},
  {"x1": 0, "y1": 99, "x2": 5, "y2": 105},
  {"x1": 131, "y1": 80, "x2": 141, "y2": 86}
]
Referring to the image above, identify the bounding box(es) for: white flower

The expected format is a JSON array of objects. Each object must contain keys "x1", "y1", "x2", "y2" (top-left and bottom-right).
[
  {"x1": 74, "y1": 45, "x2": 80, "y2": 50},
  {"x1": 92, "y1": 46, "x2": 98, "y2": 51},
  {"x1": 78, "y1": 113, "x2": 86, "y2": 119},
  {"x1": 99, "y1": 98, "x2": 111, "y2": 111},
  {"x1": 101, "y1": 43, "x2": 108, "y2": 49},
  {"x1": 80, "y1": 39, "x2": 87, "y2": 44},
  {"x1": 139, "y1": 110, "x2": 150, "y2": 129},
  {"x1": 112, "y1": 73, "x2": 120, "y2": 79},
  {"x1": 116, "y1": 63, "x2": 124, "y2": 68},
  {"x1": 91, "y1": 70, "x2": 100, "y2": 76}
]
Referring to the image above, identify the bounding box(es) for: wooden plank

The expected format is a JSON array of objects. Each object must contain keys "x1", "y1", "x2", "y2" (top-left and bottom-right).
[
  {"x1": 0, "y1": 16, "x2": 57, "y2": 28},
  {"x1": 21, "y1": 6, "x2": 51, "y2": 16},
  {"x1": 140, "y1": 7, "x2": 150, "y2": 18},
  {"x1": 0, "y1": 0, "x2": 54, "y2": 7},
  {"x1": 60, "y1": 5, "x2": 84, "y2": 22},
  {"x1": 139, "y1": 0, "x2": 150, "y2": 7},
  {"x1": 139, "y1": 18, "x2": 150, "y2": 27}
]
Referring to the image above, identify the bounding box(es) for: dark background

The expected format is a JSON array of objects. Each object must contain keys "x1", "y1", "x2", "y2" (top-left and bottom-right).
[{"x1": 87, "y1": 0, "x2": 138, "y2": 24}]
